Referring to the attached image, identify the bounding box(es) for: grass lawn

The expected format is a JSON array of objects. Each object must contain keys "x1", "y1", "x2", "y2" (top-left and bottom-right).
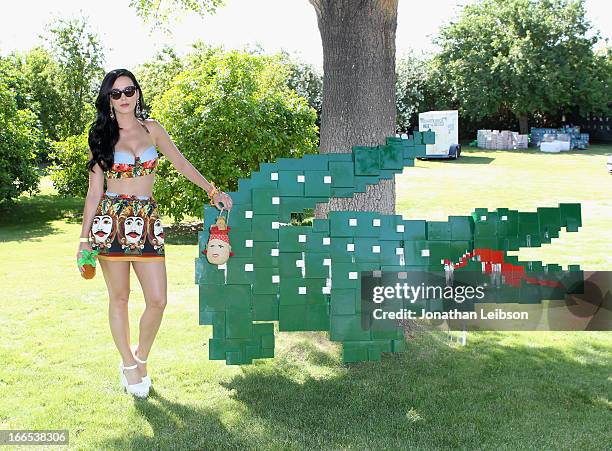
[{"x1": 0, "y1": 145, "x2": 610, "y2": 449}]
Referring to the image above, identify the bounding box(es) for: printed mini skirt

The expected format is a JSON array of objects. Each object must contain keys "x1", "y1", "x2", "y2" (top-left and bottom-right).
[{"x1": 89, "y1": 191, "x2": 165, "y2": 262}]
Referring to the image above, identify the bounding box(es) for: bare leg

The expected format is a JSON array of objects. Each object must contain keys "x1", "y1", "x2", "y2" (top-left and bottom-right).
[
  {"x1": 131, "y1": 260, "x2": 168, "y2": 378},
  {"x1": 98, "y1": 258, "x2": 141, "y2": 385}
]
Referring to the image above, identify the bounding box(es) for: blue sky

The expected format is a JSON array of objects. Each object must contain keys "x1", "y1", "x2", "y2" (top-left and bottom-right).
[{"x1": 1, "y1": 0, "x2": 610, "y2": 71}]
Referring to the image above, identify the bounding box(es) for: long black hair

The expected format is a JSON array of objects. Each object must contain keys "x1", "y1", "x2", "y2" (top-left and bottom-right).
[{"x1": 86, "y1": 69, "x2": 148, "y2": 172}]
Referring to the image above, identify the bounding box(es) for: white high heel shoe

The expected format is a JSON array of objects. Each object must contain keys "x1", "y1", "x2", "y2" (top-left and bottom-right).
[
  {"x1": 119, "y1": 361, "x2": 149, "y2": 398},
  {"x1": 132, "y1": 344, "x2": 152, "y2": 389}
]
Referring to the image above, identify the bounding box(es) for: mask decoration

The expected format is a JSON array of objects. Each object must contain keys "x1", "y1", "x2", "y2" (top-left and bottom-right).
[
  {"x1": 202, "y1": 212, "x2": 234, "y2": 265},
  {"x1": 90, "y1": 213, "x2": 118, "y2": 251},
  {"x1": 118, "y1": 204, "x2": 147, "y2": 254},
  {"x1": 148, "y1": 217, "x2": 165, "y2": 255}
]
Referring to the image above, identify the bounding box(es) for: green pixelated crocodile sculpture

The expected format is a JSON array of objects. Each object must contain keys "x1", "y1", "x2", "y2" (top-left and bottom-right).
[{"x1": 195, "y1": 131, "x2": 582, "y2": 364}]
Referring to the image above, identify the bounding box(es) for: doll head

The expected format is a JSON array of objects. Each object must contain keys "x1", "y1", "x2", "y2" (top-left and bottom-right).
[{"x1": 203, "y1": 224, "x2": 234, "y2": 265}]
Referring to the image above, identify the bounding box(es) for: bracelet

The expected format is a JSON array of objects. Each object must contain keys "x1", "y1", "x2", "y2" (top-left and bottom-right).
[
  {"x1": 79, "y1": 237, "x2": 90, "y2": 243},
  {"x1": 208, "y1": 182, "x2": 220, "y2": 205}
]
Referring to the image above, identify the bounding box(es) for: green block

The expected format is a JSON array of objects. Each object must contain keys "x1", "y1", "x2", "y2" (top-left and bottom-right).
[
  {"x1": 225, "y1": 309, "x2": 253, "y2": 339},
  {"x1": 449, "y1": 216, "x2": 474, "y2": 241},
  {"x1": 312, "y1": 218, "x2": 330, "y2": 233},
  {"x1": 329, "y1": 161, "x2": 355, "y2": 187},
  {"x1": 380, "y1": 144, "x2": 403, "y2": 170},
  {"x1": 252, "y1": 267, "x2": 280, "y2": 295},
  {"x1": 252, "y1": 215, "x2": 280, "y2": 241},
  {"x1": 305, "y1": 252, "x2": 331, "y2": 279},
  {"x1": 329, "y1": 237, "x2": 353, "y2": 263},
  {"x1": 496, "y1": 209, "x2": 519, "y2": 236},
  {"x1": 252, "y1": 294, "x2": 279, "y2": 320},
  {"x1": 252, "y1": 187, "x2": 280, "y2": 215},
  {"x1": 380, "y1": 215, "x2": 405, "y2": 241},
  {"x1": 379, "y1": 240, "x2": 403, "y2": 266},
  {"x1": 413, "y1": 131, "x2": 423, "y2": 145},
  {"x1": 305, "y1": 231, "x2": 332, "y2": 253},
  {"x1": 278, "y1": 226, "x2": 310, "y2": 252},
  {"x1": 278, "y1": 170, "x2": 305, "y2": 197},
  {"x1": 331, "y1": 187, "x2": 356, "y2": 198},
  {"x1": 402, "y1": 220, "x2": 427, "y2": 240},
  {"x1": 279, "y1": 252, "x2": 303, "y2": 278},
  {"x1": 330, "y1": 315, "x2": 371, "y2": 341},
  {"x1": 226, "y1": 256, "x2": 256, "y2": 285},
  {"x1": 199, "y1": 284, "x2": 252, "y2": 311},
  {"x1": 331, "y1": 288, "x2": 359, "y2": 315},
  {"x1": 354, "y1": 146, "x2": 380, "y2": 175},
  {"x1": 422, "y1": 130, "x2": 435, "y2": 145},
  {"x1": 301, "y1": 153, "x2": 330, "y2": 170},
  {"x1": 229, "y1": 230, "x2": 255, "y2": 258},
  {"x1": 304, "y1": 170, "x2": 332, "y2": 197},
  {"x1": 279, "y1": 304, "x2": 308, "y2": 331},
  {"x1": 474, "y1": 211, "x2": 498, "y2": 238},
  {"x1": 306, "y1": 304, "x2": 330, "y2": 330},
  {"x1": 403, "y1": 240, "x2": 430, "y2": 266},
  {"x1": 342, "y1": 343, "x2": 368, "y2": 363},
  {"x1": 559, "y1": 203, "x2": 582, "y2": 232},
  {"x1": 354, "y1": 237, "x2": 382, "y2": 263},
  {"x1": 195, "y1": 257, "x2": 225, "y2": 285},
  {"x1": 427, "y1": 221, "x2": 452, "y2": 241},
  {"x1": 518, "y1": 212, "x2": 539, "y2": 235},
  {"x1": 331, "y1": 262, "x2": 361, "y2": 289},
  {"x1": 252, "y1": 241, "x2": 279, "y2": 267},
  {"x1": 226, "y1": 204, "x2": 254, "y2": 232}
]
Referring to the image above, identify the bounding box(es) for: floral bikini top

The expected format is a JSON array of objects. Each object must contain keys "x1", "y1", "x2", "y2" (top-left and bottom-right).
[{"x1": 105, "y1": 145, "x2": 160, "y2": 179}]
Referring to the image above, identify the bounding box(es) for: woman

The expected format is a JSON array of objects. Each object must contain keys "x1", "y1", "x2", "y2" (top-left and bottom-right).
[{"x1": 76, "y1": 68, "x2": 233, "y2": 398}]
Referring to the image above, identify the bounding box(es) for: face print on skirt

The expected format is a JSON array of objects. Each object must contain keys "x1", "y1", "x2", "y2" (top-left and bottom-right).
[
  {"x1": 118, "y1": 204, "x2": 148, "y2": 255},
  {"x1": 91, "y1": 214, "x2": 117, "y2": 247},
  {"x1": 147, "y1": 217, "x2": 165, "y2": 254}
]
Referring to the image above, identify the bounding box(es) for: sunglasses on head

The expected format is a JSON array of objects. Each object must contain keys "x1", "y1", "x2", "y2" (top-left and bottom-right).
[{"x1": 109, "y1": 85, "x2": 137, "y2": 100}]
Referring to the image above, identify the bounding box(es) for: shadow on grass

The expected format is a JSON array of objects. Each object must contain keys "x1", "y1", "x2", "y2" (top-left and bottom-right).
[
  {"x1": 0, "y1": 194, "x2": 83, "y2": 242},
  {"x1": 215, "y1": 332, "x2": 609, "y2": 449},
  {"x1": 92, "y1": 331, "x2": 609, "y2": 449},
  {"x1": 461, "y1": 144, "x2": 612, "y2": 156},
  {"x1": 418, "y1": 155, "x2": 495, "y2": 165},
  {"x1": 0, "y1": 191, "x2": 202, "y2": 246},
  {"x1": 97, "y1": 390, "x2": 249, "y2": 450}
]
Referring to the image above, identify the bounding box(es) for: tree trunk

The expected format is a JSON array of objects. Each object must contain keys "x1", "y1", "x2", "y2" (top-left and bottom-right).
[
  {"x1": 518, "y1": 114, "x2": 529, "y2": 135},
  {"x1": 309, "y1": 0, "x2": 399, "y2": 220}
]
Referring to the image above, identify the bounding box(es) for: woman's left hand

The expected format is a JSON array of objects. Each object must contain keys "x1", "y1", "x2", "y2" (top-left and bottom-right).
[{"x1": 211, "y1": 190, "x2": 233, "y2": 211}]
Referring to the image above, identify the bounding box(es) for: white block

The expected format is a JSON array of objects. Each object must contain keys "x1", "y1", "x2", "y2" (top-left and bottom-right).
[
  {"x1": 298, "y1": 286, "x2": 307, "y2": 294},
  {"x1": 295, "y1": 259, "x2": 304, "y2": 267},
  {"x1": 396, "y1": 247, "x2": 404, "y2": 255},
  {"x1": 396, "y1": 224, "x2": 405, "y2": 233},
  {"x1": 245, "y1": 239, "x2": 253, "y2": 247},
  {"x1": 323, "y1": 258, "x2": 331, "y2": 266},
  {"x1": 323, "y1": 175, "x2": 332, "y2": 184},
  {"x1": 373, "y1": 218, "x2": 381, "y2": 227},
  {"x1": 348, "y1": 271, "x2": 358, "y2": 279},
  {"x1": 270, "y1": 172, "x2": 278, "y2": 180},
  {"x1": 297, "y1": 175, "x2": 305, "y2": 183},
  {"x1": 481, "y1": 215, "x2": 487, "y2": 221},
  {"x1": 372, "y1": 245, "x2": 380, "y2": 253},
  {"x1": 421, "y1": 249, "x2": 430, "y2": 257},
  {"x1": 373, "y1": 270, "x2": 382, "y2": 277},
  {"x1": 322, "y1": 286, "x2": 331, "y2": 294},
  {"x1": 245, "y1": 210, "x2": 253, "y2": 219},
  {"x1": 501, "y1": 215, "x2": 508, "y2": 221},
  {"x1": 298, "y1": 234, "x2": 306, "y2": 242},
  {"x1": 272, "y1": 222, "x2": 279, "y2": 229},
  {"x1": 349, "y1": 218, "x2": 358, "y2": 226},
  {"x1": 323, "y1": 237, "x2": 331, "y2": 245},
  {"x1": 346, "y1": 243, "x2": 355, "y2": 252},
  {"x1": 272, "y1": 196, "x2": 280, "y2": 205},
  {"x1": 271, "y1": 248, "x2": 279, "y2": 257},
  {"x1": 244, "y1": 263, "x2": 253, "y2": 272},
  {"x1": 272, "y1": 275, "x2": 280, "y2": 283}
]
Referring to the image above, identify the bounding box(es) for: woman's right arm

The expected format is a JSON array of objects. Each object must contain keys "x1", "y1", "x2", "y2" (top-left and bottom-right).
[{"x1": 76, "y1": 149, "x2": 105, "y2": 273}]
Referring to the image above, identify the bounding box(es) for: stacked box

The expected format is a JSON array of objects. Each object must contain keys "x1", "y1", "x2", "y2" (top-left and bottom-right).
[{"x1": 197, "y1": 130, "x2": 583, "y2": 365}]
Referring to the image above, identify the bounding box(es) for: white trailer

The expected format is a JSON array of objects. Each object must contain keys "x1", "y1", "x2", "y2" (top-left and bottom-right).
[{"x1": 418, "y1": 110, "x2": 461, "y2": 159}]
